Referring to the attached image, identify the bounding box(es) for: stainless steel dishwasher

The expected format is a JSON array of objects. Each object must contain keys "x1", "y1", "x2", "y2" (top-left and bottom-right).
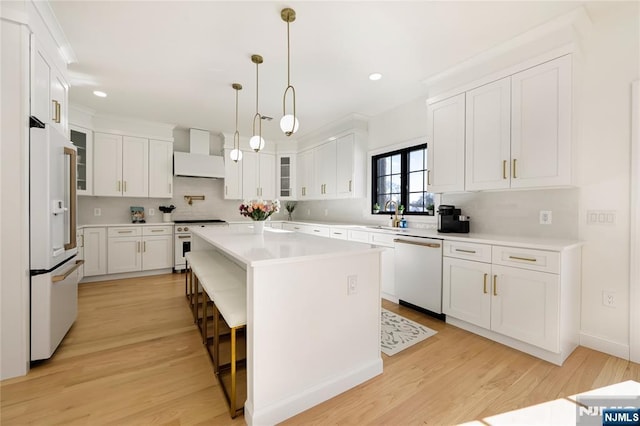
[{"x1": 394, "y1": 235, "x2": 444, "y2": 319}]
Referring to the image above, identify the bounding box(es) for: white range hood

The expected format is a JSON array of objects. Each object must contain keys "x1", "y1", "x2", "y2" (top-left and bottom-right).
[{"x1": 174, "y1": 128, "x2": 225, "y2": 178}]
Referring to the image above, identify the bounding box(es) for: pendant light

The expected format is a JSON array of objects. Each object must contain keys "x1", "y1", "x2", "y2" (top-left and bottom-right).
[
  {"x1": 230, "y1": 83, "x2": 243, "y2": 162},
  {"x1": 249, "y1": 54, "x2": 265, "y2": 152},
  {"x1": 280, "y1": 8, "x2": 299, "y2": 136}
]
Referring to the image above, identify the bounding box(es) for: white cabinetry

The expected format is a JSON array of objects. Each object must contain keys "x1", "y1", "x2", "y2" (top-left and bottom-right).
[
  {"x1": 148, "y1": 140, "x2": 173, "y2": 198},
  {"x1": 107, "y1": 226, "x2": 173, "y2": 274},
  {"x1": 510, "y1": 55, "x2": 572, "y2": 188},
  {"x1": 336, "y1": 133, "x2": 365, "y2": 198},
  {"x1": 82, "y1": 227, "x2": 107, "y2": 277},
  {"x1": 93, "y1": 133, "x2": 149, "y2": 197},
  {"x1": 224, "y1": 149, "x2": 243, "y2": 200},
  {"x1": 427, "y1": 93, "x2": 466, "y2": 193},
  {"x1": 465, "y1": 78, "x2": 512, "y2": 191},
  {"x1": 297, "y1": 150, "x2": 315, "y2": 199},
  {"x1": 32, "y1": 37, "x2": 68, "y2": 135},
  {"x1": 443, "y1": 240, "x2": 579, "y2": 365},
  {"x1": 314, "y1": 140, "x2": 337, "y2": 198},
  {"x1": 242, "y1": 151, "x2": 275, "y2": 200},
  {"x1": 70, "y1": 125, "x2": 93, "y2": 195},
  {"x1": 465, "y1": 55, "x2": 572, "y2": 191},
  {"x1": 277, "y1": 154, "x2": 296, "y2": 199}
]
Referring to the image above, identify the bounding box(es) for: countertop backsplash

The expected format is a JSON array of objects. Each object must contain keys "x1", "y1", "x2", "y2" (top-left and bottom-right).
[{"x1": 77, "y1": 176, "x2": 287, "y2": 225}]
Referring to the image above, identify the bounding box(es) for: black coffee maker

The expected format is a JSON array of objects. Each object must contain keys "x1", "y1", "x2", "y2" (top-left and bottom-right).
[{"x1": 437, "y1": 205, "x2": 470, "y2": 233}]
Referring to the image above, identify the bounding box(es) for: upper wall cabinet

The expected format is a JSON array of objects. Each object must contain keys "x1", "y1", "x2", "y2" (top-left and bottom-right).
[
  {"x1": 510, "y1": 55, "x2": 572, "y2": 189},
  {"x1": 31, "y1": 37, "x2": 69, "y2": 135},
  {"x1": 93, "y1": 133, "x2": 149, "y2": 197},
  {"x1": 296, "y1": 132, "x2": 366, "y2": 201},
  {"x1": 224, "y1": 149, "x2": 243, "y2": 200},
  {"x1": 427, "y1": 93, "x2": 466, "y2": 193},
  {"x1": 428, "y1": 54, "x2": 572, "y2": 193},
  {"x1": 277, "y1": 154, "x2": 296, "y2": 199},
  {"x1": 465, "y1": 78, "x2": 512, "y2": 191},
  {"x1": 241, "y1": 151, "x2": 276, "y2": 200},
  {"x1": 70, "y1": 125, "x2": 93, "y2": 195},
  {"x1": 148, "y1": 140, "x2": 173, "y2": 198}
]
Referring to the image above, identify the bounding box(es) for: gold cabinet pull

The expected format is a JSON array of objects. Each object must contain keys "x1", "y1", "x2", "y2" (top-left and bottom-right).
[
  {"x1": 118, "y1": 230, "x2": 133, "y2": 234},
  {"x1": 143, "y1": 241, "x2": 146, "y2": 252},
  {"x1": 455, "y1": 248, "x2": 476, "y2": 254},
  {"x1": 52, "y1": 100, "x2": 61, "y2": 123},
  {"x1": 509, "y1": 255, "x2": 537, "y2": 262},
  {"x1": 348, "y1": 180, "x2": 352, "y2": 192},
  {"x1": 483, "y1": 273, "x2": 488, "y2": 294},
  {"x1": 493, "y1": 275, "x2": 498, "y2": 296},
  {"x1": 137, "y1": 241, "x2": 141, "y2": 253},
  {"x1": 503, "y1": 160, "x2": 507, "y2": 179},
  {"x1": 513, "y1": 159, "x2": 517, "y2": 179},
  {"x1": 124, "y1": 181, "x2": 127, "y2": 192},
  {"x1": 117, "y1": 180, "x2": 121, "y2": 192},
  {"x1": 151, "y1": 229, "x2": 163, "y2": 233},
  {"x1": 225, "y1": 185, "x2": 228, "y2": 195},
  {"x1": 427, "y1": 170, "x2": 431, "y2": 185}
]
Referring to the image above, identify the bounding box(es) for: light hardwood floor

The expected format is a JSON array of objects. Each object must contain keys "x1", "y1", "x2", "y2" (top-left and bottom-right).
[{"x1": 1, "y1": 273, "x2": 638, "y2": 425}]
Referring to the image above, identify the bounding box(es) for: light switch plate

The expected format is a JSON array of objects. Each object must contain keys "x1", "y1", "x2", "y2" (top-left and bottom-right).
[{"x1": 539, "y1": 210, "x2": 552, "y2": 225}]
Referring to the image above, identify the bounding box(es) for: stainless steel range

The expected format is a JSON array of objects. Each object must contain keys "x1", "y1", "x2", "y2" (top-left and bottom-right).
[{"x1": 173, "y1": 219, "x2": 227, "y2": 271}]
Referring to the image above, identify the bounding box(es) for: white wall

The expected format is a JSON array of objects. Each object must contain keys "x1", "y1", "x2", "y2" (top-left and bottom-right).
[
  {"x1": 1, "y1": 8, "x2": 31, "y2": 380},
  {"x1": 574, "y1": 2, "x2": 639, "y2": 358}
]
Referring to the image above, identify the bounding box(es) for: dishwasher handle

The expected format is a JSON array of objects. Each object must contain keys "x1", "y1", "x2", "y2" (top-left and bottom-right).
[{"x1": 394, "y1": 238, "x2": 441, "y2": 248}]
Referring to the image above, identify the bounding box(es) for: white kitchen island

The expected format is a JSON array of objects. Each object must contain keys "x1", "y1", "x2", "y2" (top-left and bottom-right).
[{"x1": 191, "y1": 226, "x2": 383, "y2": 426}]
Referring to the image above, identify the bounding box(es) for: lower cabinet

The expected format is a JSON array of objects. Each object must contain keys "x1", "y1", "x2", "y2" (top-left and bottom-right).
[
  {"x1": 82, "y1": 227, "x2": 107, "y2": 277},
  {"x1": 107, "y1": 226, "x2": 173, "y2": 274},
  {"x1": 443, "y1": 240, "x2": 578, "y2": 364}
]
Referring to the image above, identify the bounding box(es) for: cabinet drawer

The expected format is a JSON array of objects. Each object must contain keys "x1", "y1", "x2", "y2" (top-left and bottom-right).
[
  {"x1": 348, "y1": 229, "x2": 369, "y2": 243},
  {"x1": 108, "y1": 227, "x2": 142, "y2": 237},
  {"x1": 143, "y1": 225, "x2": 173, "y2": 236},
  {"x1": 443, "y1": 241, "x2": 491, "y2": 263},
  {"x1": 330, "y1": 228, "x2": 348, "y2": 240},
  {"x1": 369, "y1": 232, "x2": 395, "y2": 248},
  {"x1": 492, "y1": 246, "x2": 560, "y2": 274},
  {"x1": 308, "y1": 226, "x2": 330, "y2": 238}
]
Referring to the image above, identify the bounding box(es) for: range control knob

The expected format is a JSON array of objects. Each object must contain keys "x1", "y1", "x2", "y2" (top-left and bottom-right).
[
  {"x1": 184, "y1": 226, "x2": 189, "y2": 232},
  {"x1": 177, "y1": 227, "x2": 182, "y2": 232}
]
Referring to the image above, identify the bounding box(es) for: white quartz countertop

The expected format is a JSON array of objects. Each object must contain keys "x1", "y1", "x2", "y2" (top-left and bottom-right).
[
  {"x1": 191, "y1": 226, "x2": 381, "y2": 267},
  {"x1": 286, "y1": 221, "x2": 583, "y2": 251}
]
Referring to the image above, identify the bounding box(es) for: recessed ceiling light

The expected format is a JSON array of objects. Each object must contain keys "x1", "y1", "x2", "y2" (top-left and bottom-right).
[
  {"x1": 369, "y1": 73, "x2": 382, "y2": 81},
  {"x1": 93, "y1": 90, "x2": 107, "y2": 98}
]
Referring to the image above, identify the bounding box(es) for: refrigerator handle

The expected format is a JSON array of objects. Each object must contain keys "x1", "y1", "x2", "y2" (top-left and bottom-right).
[{"x1": 63, "y1": 147, "x2": 77, "y2": 250}]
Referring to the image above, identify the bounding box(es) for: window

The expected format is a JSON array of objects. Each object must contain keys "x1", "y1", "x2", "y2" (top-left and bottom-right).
[{"x1": 372, "y1": 143, "x2": 435, "y2": 215}]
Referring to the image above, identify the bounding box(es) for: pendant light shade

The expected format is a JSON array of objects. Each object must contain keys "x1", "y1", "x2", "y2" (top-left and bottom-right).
[
  {"x1": 280, "y1": 8, "x2": 298, "y2": 137},
  {"x1": 250, "y1": 54, "x2": 265, "y2": 152},
  {"x1": 230, "y1": 83, "x2": 243, "y2": 163}
]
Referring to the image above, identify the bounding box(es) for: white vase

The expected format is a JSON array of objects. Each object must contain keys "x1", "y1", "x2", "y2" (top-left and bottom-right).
[{"x1": 253, "y1": 221, "x2": 265, "y2": 234}]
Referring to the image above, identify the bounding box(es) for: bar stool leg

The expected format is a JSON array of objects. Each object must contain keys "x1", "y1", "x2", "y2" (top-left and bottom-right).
[
  {"x1": 230, "y1": 327, "x2": 237, "y2": 417},
  {"x1": 202, "y1": 292, "x2": 208, "y2": 345},
  {"x1": 213, "y1": 305, "x2": 220, "y2": 374}
]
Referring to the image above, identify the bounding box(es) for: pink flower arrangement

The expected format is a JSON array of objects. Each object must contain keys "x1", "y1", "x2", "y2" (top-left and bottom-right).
[{"x1": 239, "y1": 199, "x2": 281, "y2": 221}]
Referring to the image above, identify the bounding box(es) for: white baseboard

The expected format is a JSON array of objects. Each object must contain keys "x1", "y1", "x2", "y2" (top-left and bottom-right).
[
  {"x1": 246, "y1": 359, "x2": 383, "y2": 426},
  {"x1": 80, "y1": 268, "x2": 174, "y2": 283},
  {"x1": 381, "y1": 293, "x2": 399, "y2": 304},
  {"x1": 579, "y1": 332, "x2": 630, "y2": 360}
]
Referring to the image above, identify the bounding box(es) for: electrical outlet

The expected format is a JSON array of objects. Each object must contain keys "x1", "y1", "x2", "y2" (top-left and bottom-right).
[
  {"x1": 603, "y1": 290, "x2": 616, "y2": 308},
  {"x1": 347, "y1": 275, "x2": 358, "y2": 295},
  {"x1": 94, "y1": 208, "x2": 101, "y2": 216},
  {"x1": 324, "y1": 209, "x2": 329, "y2": 216},
  {"x1": 149, "y1": 208, "x2": 155, "y2": 216},
  {"x1": 539, "y1": 210, "x2": 552, "y2": 225}
]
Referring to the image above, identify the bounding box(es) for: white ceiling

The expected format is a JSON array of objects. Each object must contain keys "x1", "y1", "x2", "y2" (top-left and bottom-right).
[{"x1": 50, "y1": 1, "x2": 587, "y2": 142}]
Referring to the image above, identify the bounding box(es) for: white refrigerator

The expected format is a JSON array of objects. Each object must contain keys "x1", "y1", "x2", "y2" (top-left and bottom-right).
[{"x1": 29, "y1": 118, "x2": 82, "y2": 361}]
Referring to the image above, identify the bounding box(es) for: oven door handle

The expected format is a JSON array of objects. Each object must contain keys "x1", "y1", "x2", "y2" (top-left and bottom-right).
[{"x1": 177, "y1": 235, "x2": 190, "y2": 239}]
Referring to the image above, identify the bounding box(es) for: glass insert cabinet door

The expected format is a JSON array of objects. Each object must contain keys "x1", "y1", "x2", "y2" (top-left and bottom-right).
[
  {"x1": 278, "y1": 154, "x2": 296, "y2": 199},
  {"x1": 69, "y1": 125, "x2": 93, "y2": 195}
]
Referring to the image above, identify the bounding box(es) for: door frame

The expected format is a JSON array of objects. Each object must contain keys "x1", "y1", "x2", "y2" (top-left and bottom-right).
[{"x1": 630, "y1": 80, "x2": 639, "y2": 363}]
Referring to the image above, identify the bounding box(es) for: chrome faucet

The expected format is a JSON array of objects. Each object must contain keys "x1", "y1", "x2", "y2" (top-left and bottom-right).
[{"x1": 384, "y1": 200, "x2": 399, "y2": 227}]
